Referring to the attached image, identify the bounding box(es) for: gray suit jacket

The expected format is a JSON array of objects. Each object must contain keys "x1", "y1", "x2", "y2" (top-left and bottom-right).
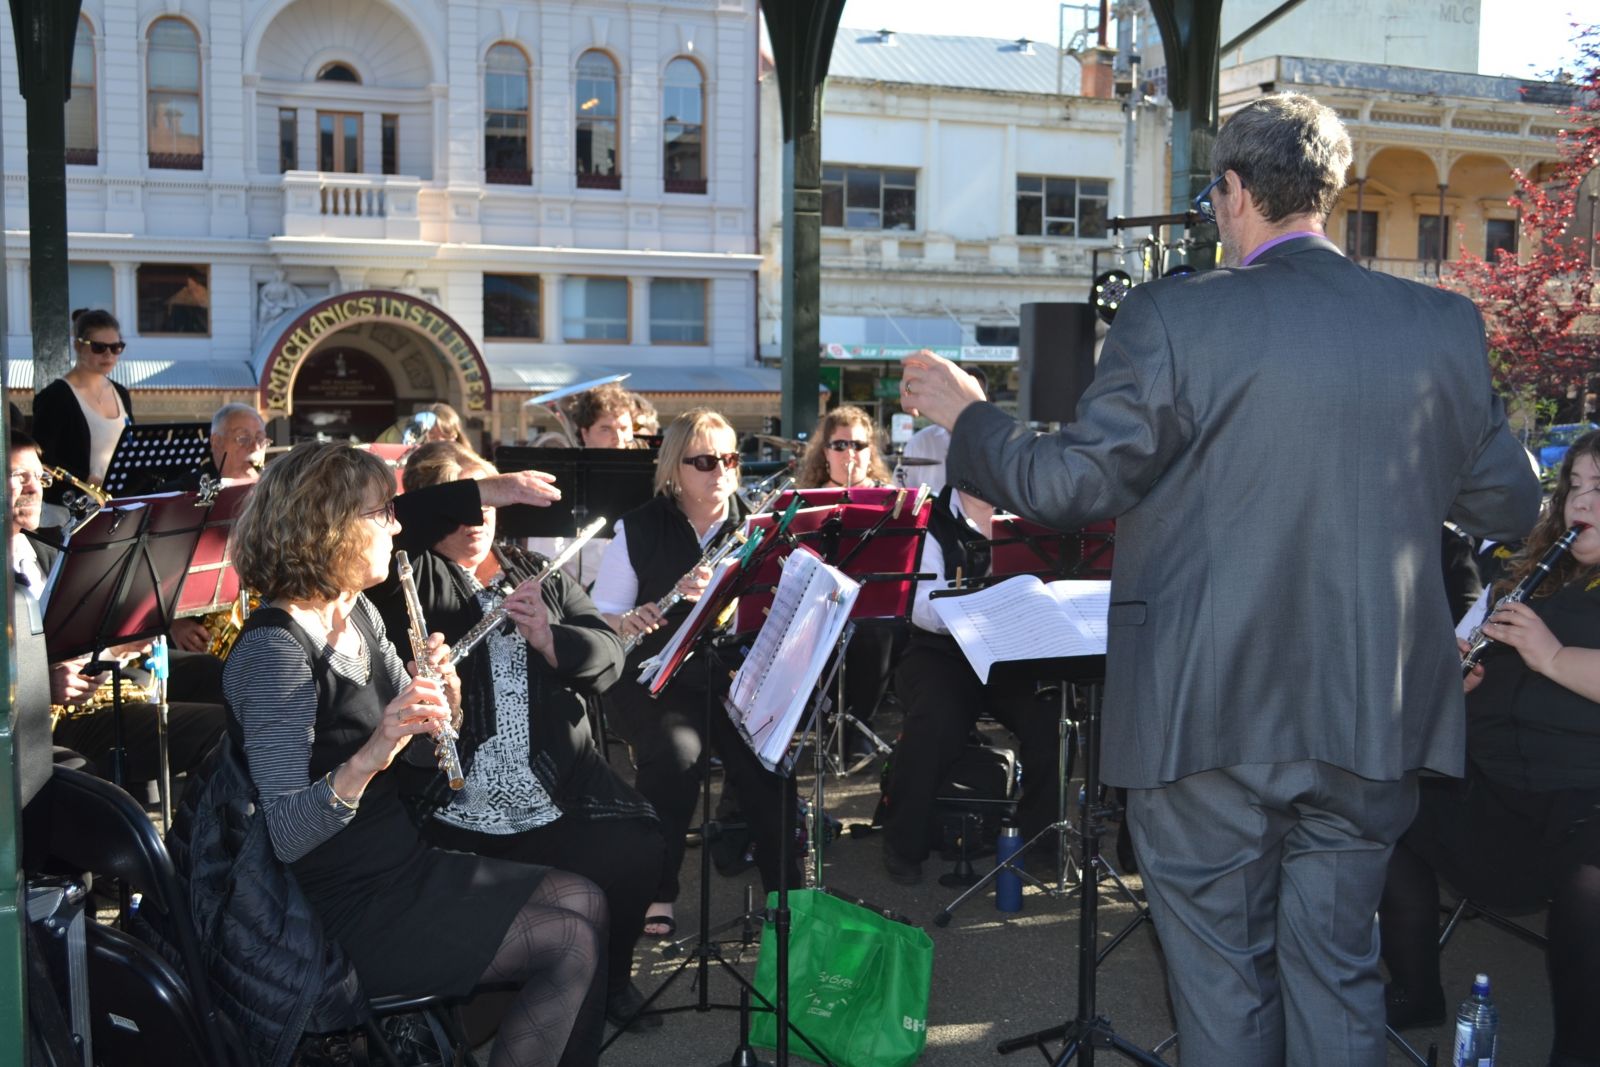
[{"x1": 947, "y1": 235, "x2": 1541, "y2": 788}]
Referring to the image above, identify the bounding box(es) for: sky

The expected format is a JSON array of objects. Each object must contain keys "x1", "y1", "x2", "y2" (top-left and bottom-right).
[{"x1": 836, "y1": 0, "x2": 1590, "y2": 81}]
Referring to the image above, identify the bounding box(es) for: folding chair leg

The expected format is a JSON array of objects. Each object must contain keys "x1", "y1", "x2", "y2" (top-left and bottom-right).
[{"x1": 363, "y1": 1019, "x2": 404, "y2": 1067}]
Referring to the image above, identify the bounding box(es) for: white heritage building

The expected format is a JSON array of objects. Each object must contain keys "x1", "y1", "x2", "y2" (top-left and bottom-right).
[
  {"x1": 757, "y1": 26, "x2": 1168, "y2": 421},
  {"x1": 2, "y1": 0, "x2": 772, "y2": 443}
]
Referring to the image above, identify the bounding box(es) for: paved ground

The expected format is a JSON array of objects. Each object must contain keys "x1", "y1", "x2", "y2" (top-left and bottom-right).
[{"x1": 565, "y1": 709, "x2": 1557, "y2": 1066}]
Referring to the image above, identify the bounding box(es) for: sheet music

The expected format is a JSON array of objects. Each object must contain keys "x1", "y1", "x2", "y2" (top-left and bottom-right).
[
  {"x1": 636, "y1": 555, "x2": 742, "y2": 693},
  {"x1": 932, "y1": 575, "x2": 1110, "y2": 683},
  {"x1": 727, "y1": 549, "x2": 860, "y2": 770}
]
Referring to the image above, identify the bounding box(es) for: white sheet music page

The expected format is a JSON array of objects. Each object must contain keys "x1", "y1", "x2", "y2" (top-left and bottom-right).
[
  {"x1": 727, "y1": 548, "x2": 860, "y2": 769},
  {"x1": 931, "y1": 575, "x2": 1109, "y2": 683},
  {"x1": 636, "y1": 555, "x2": 742, "y2": 693}
]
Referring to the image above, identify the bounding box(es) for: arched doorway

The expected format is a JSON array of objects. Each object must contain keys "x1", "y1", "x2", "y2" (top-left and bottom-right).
[
  {"x1": 257, "y1": 289, "x2": 494, "y2": 443},
  {"x1": 290, "y1": 346, "x2": 398, "y2": 440}
]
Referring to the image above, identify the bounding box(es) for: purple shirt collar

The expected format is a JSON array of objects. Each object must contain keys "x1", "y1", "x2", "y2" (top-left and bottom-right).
[{"x1": 1241, "y1": 230, "x2": 1328, "y2": 266}]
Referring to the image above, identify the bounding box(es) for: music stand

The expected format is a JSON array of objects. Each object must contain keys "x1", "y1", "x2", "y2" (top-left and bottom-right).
[
  {"x1": 42, "y1": 493, "x2": 209, "y2": 792},
  {"x1": 492, "y1": 445, "x2": 657, "y2": 541},
  {"x1": 170, "y1": 484, "x2": 252, "y2": 618},
  {"x1": 101, "y1": 422, "x2": 211, "y2": 498},
  {"x1": 605, "y1": 537, "x2": 838, "y2": 1067}
]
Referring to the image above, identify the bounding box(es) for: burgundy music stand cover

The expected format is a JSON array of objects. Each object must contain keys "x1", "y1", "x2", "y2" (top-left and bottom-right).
[
  {"x1": 989, "y1": 516, "x2": 1116, "y2": 580},
  {"x1": 174, "y1": 483, "x2": 253, "y2": 617}
]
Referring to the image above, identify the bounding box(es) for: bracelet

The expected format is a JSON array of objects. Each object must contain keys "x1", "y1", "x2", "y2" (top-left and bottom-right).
[{"x1": 323, "y1": 770, "x2": 359, "y2": 812}]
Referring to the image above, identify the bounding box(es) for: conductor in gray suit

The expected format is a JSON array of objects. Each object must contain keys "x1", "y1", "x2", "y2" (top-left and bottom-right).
[{"x1": 900, "y1": 94, "x2": 1541, "y2": 1066}]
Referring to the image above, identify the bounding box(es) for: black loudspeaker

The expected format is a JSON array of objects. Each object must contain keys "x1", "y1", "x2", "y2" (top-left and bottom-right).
[{"x1": 1019, "y1": 302, "x2": 1098, "y2": 425}]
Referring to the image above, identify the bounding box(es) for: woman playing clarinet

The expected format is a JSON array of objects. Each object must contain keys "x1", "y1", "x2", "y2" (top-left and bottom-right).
[
  {"x1": 1380, "y1": 431, "x2": 1600, "y2": 1066},
  {"x1": 591, "y1": 408, "x2": 800, "y2": 939},
  {"x1": 224, "y1": 442, "x2": 606, "y2": 1067}
]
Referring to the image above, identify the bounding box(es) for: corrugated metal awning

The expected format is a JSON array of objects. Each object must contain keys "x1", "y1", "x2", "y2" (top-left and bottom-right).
[
  {"x1": 7, "y1": 359, "x2": 260, "y2": 391},
  {"x1": 493, "y1": 362, "x2": 780, "y2": 395}
]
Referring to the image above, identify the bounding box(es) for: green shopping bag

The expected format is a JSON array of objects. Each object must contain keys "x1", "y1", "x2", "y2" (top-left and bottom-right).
[{"x1": 751, "y1": 889, "x2": 934, "y2": 1067}]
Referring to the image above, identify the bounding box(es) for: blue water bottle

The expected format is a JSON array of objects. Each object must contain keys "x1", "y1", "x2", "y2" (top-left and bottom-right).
[{"x1": 995, "y1": 823, "x2": 1023, "y2": 912}]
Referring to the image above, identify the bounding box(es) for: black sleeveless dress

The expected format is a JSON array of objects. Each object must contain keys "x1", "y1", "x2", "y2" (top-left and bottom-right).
[{"x1": 231, "y1": 606, "x2": 548, "y2": 998}]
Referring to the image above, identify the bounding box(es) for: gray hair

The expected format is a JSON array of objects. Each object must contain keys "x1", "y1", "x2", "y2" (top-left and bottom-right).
[
  {"x1": 211, "y1": 402, "x2": 264, "y2": 435},
  {"x1": 1211, "y1": 93, "x2": 1352, "y2": 223}
]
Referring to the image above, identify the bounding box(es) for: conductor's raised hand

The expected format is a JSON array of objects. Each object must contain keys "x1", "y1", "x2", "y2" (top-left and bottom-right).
[
  {"x1": 478, "y1": 469, "x2": 562, "y2": 508},
  {"x1": 899, "y1": 350, "x2": 986, "y2": 430},
  {"x1": 353, "y1": 676, "x2": 451, "y2": 775}
]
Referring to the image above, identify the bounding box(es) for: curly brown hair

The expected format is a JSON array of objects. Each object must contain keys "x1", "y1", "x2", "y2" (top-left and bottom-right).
[
  {"x1": 569, "y1": 383, "x2": 636, "y2": 437},
  {"x1": 797, "y1": 405, "x2": 892, "y2": 489},
  {"x1": 1493, "y1": 432, "x2": 1599, "y2": 600},
  {"x1": 402, "y1": 440, "x2": 493, "y2": 493},
  {"x1": 231, "y1": 443, "x2": 395, "y2": 602}
]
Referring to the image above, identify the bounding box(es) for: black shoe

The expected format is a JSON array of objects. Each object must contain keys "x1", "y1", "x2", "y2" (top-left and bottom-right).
[
  {"x1": 1384, "y1": 983, "x2": 1446, "y2": 1030},
  {"x1": 607, "y1": 981, "x2": 664, "y2": 1032},
  {"x1": 882, "y1": 844, "x2": 923, "y2": 886}
]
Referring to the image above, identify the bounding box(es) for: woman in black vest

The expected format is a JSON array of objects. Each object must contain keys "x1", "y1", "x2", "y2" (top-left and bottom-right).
[
  {"x1": 1380, "y1": 433, "x2": 1600, "y2": 1065},
  {"x1": 592, "y1": 408, "x2": 799, "y2": 938},
  {"x1": 369, "y1": 440, "x2": 666, "y2": 1032},
  {"x1": 32, "y1": 308, "x2": 133, "y2": 503},
  {"x1": 223, "y1": 442, "x2": 606, "y2": 1067}
]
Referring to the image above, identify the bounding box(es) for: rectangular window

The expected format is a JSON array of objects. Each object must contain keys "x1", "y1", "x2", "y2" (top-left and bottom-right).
[
  {"x1": 562, "y1": 277, "x2": 629, "y2": 342},
  {"x1": 278, "y1": 108, "x2": 297, "y2": 172},
  {"x1": 821, "y1": 165, "x2": 917, "y2": 230},
  {"x1": 382, "y1": 114, "x2": 398, "y2": 176},
  {"x1": 1417, "y1": 214, "x2": 1452, "y2": 260},
  {"x1": 484, "y1": 274, "x2": 541, "y2": 340},
  {"x1": 318, "y1": 111, "x2": 362, "y2": 173},
  {"x1": 1015, "y1": 175, "x2": 1110, "y2": 238},
  {"x1": 65, "y1": 21, "x2": 97, "y2": 165},
  {"x1": 136, "y1": 264, "x2": 210, "y2": 335},
  {"x1": 650, "y1": 279, "x2": 707, "y2": 344},
  {"x1": 1344, "y1": 210, "x2": 1378, "y2": 258},
  {"x1": 1485, "y1": 218, "x2": 1518, "y2": 259}
]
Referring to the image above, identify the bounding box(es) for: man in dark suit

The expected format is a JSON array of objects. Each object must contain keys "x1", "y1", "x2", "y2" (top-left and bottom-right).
[{"x1": 900, "y1": 94, "x2": 1541, "y2": 1065}]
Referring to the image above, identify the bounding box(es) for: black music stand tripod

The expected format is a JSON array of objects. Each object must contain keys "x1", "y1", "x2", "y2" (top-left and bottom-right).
[{"x1": 996, "y1": 678, "x2": 1168, "y2": 1067}]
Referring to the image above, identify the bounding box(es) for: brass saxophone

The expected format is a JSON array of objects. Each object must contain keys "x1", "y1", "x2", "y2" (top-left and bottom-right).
[
  {"x1": 50, "y1": 676, "x2": 157, "y2": 730},
  {"x1": 47, "y1": 466, "x2": 110, "y2": 535},
  {"x1": 203, "y1": 589, "x2": 261, "y2": 660},
  {"x1": 394, "y1": 551, "x2": 466, "y2": 790}
]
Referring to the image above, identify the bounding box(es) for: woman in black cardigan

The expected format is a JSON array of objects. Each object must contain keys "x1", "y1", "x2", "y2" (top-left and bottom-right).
[
  {"x1": 372, "y1": 441, "x2": 667, "y2": 1031},
  {"x1": 32, "y1": 308, "x2": 133, "y2": 502}
]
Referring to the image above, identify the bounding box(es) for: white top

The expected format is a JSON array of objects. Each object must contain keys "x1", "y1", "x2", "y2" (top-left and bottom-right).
[
  {"x1": 911, "y1": 492, "x2": 981, "y2": 635},
  {"x1": 526, "y1": 534, "x2": 611, "y2": 587},
  {"x1": 590, "y1": 515, "x2": 724, "y2": 615},
  {"x1": 69, "y1": 380, "x2": 127, "y2": 484},
  {"x1": 12, "y1": 532, "x2": 45, "y2": 594},
  {"x1": 894, "y1": 424, "x2": 950, "y2": 496}
]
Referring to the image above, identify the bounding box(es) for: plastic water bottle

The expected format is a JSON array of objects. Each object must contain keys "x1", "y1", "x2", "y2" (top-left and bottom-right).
[
  {"x1": 995, "y1": 823, "x2": 1023, "y2": 912},
  {"x1": 1452, "y1": 973, "x2": 1499, "y2": 1067}
]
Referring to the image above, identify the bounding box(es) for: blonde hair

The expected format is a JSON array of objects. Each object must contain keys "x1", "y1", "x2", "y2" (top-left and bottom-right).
[
  {"x1": 425, "y1": 402, "x2": 470, "y2": 447},
  {"x1": 797, "y1": 405, "x2": 891, "y2": 489},
  {"x1": 403, "y1": 440, "x2": 494, "y2": 493},
  {"x1": 231, "y1": 443, "x2": 394, "y2": 602},
  {"x1": 653, "y1": 407, "x2": 735, "y2": 497}
]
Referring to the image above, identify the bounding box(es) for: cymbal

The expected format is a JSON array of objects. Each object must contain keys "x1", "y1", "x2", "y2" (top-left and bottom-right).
[
  {"x1": 754, "y1": 434, "x2": 805, "y2": 451},
  {"x1": 522, "y1": 373, "x2": 632, "y2": 408},
  {"x1": 893, "y1": 455, "x2": 940, "y2": 467}
]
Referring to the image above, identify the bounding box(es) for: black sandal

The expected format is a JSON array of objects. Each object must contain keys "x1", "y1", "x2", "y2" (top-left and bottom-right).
[{"x1": 643, "y1": 913, "x2": 677, "y2": 938}]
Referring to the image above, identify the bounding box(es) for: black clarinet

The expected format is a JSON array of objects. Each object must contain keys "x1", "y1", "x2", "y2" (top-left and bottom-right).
[{"x1": 1461, "y1": 522, "x2": 1587, "y2": 677}]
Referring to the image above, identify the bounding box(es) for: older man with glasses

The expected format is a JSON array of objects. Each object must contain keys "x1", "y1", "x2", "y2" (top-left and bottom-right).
[{"x1": 899, "y1": 93, "x2": 1540, "y2": 1065}]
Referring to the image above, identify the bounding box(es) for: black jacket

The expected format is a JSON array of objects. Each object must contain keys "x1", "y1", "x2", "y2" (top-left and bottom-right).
[
  {"x1": 31, "y1": 377, "x2": 134, "y2": 501},
  {"x1": 161, "y1": 736, "x2": 367, "y2": 1067}
]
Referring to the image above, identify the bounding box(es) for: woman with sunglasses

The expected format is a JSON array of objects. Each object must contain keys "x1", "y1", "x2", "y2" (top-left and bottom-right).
[
  {"x1": 591, "y1": 408, "x2": 800, "y2": 939},
  {"x1": 797, "y1": 404, "x2": 893, "y2": 491},
  {"x1": 797, "y1": 405, "x2": 902, "y2": 770},
  {"x1": 32, "y1": 308, "x2": 133, "y2": 503},
  {"x1": 222, "y1": 442, "x2": 607, "y2": 1067}
]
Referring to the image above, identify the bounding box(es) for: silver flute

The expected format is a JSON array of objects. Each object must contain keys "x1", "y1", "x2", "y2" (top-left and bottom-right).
[
  {"x1": 444, "y1": 517, "x2": 608, "y2": 668},
  {"x1": 394, "y1": 550, "x2": 466, "y2": 790},
  {"x1": 620, "y1": 476, "x2": 795, "y2": 654},
  {"x1": 1461, "y1": 521, "x2": 1587, "y2": 677}
]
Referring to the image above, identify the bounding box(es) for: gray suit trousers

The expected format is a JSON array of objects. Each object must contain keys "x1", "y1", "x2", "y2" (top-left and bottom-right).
[{"x1": 1127, "y1": 761, "x2": 1419, "y2": 1067}]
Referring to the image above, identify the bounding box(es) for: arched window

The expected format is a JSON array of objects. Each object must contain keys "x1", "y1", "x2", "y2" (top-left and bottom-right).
[
  {"x1": 66, "y1": 16, "x2": 97, "y2": 165},
  {"x1": 485, "y1": 43, "x2": 531, "y2": 185},
  {"x1": 575, "y1": 50, "x2": 619, "y2": 188},
  {"x1": 663, "y1": 58, "x2": 704, "y2": 194},
  {"x1": 147, "y1": 18, "x2": 203, "y2": 169},
  {"x1": 317, "y1": 62, "x2": 360, "y2": 83}
]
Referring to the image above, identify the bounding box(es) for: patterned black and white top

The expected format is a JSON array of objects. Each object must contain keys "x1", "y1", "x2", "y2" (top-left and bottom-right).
[
  {"x1": 432, "y1": 582, "x2": 562, "y2": 834},
  {"x1": 224, "y1": 595, "x2": 408, "y2": 863}
]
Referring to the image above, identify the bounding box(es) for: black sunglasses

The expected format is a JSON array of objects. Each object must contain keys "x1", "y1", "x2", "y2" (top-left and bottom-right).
[
  {"x1": 79, "y1": 339, "x2": 126, "y2": 355},
  {"x1": 827, "y1": 440, "x2": 871, "y2": 453},
  {"x1": 682, "y1": 453, "x2": 740, "y2": 472},
  {"x1": 1192, "y1": 173, "x2": 1227, "y2": 224}
]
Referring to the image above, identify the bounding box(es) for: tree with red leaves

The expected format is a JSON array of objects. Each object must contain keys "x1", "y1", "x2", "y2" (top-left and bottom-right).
[{"x1": 1446, "y1": 24, "x2": 1599, "y2": 414}]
